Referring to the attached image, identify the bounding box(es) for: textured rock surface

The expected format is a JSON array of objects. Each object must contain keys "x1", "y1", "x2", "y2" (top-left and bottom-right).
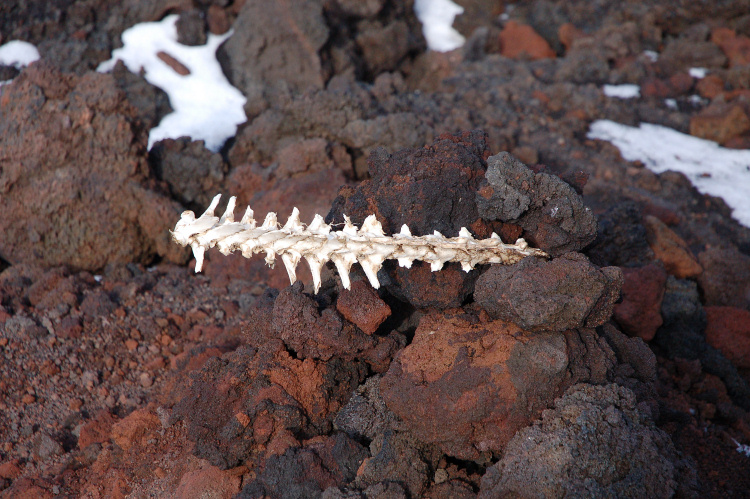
[
  {"x1": 380, "y1": 311, "x2": 573, "y2": 459},
  {"x1": 476, "y1": 152, "x2": 598, "y2": 257},
  {"x1": 478, "y1": 384, "x2": 695, "y2": 498},
  {"x1": 0, "y1": 62, "x2": 188, "y2": 270},
  {"x1": 475, "y1": 253, "x2": 622, "y2": 332},
  {"x1": 220, "y1": 0, "x2": 328, "y2": 95},
  {"x1": 705, "y1": 306, "x2": 750, "y2": 369},
  {"x1": 613, "y1": 263, "x2": 667, "y2": 341}
]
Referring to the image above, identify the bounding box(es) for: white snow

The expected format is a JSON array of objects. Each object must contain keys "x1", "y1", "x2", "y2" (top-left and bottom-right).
[
  {"x1": 603, "y1": 84, "x2": 640, "y2": 99},
  {"x1": 588, "y1": 120, "x2": 750, "y2": 227},
  {"x1": 414, "y1": 0, "x2": 466, "y2": 52},
  {"x1": 643, "y1": 50, "x2": 659, "y2": 62},
  {"x1": 97, "y1": 15, "x2": 246, "y2": 152},
  {"x1": 0, "y1": 40, "x2": 40, "y2": 68},
  {"x1": 689, "y1": 67, "x2": 707, "y2": 79},
  {"x1": 664, "y1": 98, "x2": 678, "y2": 110}
]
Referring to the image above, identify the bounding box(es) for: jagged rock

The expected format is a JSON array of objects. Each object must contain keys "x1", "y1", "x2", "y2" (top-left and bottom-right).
[
  {"x1": 478, "y1": 383, "x2": 696, "y2": 498},
  {"x1": 474, "y1": 253, "x2": 622, "y2": 332},
  {"x1": 0, "y1": 62, "x2": 188, "y2": 270},
  {"x1": 476, "y1": 152, "x2": 597, "y2": 256}
]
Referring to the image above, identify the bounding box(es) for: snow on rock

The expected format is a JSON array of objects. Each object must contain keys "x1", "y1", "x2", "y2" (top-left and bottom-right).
[
  {"x1": 603, "y1": 84, "x2": 640, "y2": 99},
  {"x1": 0, "y1": 40, "x2": 40, "y2": 68},
  {"x1": 414, "y1": 0, "x2": 466, "y2": 52},
  {"x1": 97, "y1": 15, "x2": 246, "y2": 152},
  {"x1": 588, "y1": 120, "x2": 750, "y2": 228}
]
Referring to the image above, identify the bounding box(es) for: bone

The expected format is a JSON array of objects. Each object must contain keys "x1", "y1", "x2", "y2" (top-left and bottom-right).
[{"x1": 171, "y1": 194, "x2": 549, "y2": 293}]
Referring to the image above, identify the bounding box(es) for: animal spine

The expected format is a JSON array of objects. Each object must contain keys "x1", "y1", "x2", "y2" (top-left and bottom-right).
[{"x1": 172, "y1": 194, "x2": 549, "y2": 292}]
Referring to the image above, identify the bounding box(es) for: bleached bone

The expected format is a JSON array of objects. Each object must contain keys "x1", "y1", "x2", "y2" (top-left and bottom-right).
[{"x1": 172, "y1": 194, "x2": 549, "y2": 293}]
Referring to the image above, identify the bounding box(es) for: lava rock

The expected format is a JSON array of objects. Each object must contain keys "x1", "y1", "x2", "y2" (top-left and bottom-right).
[
  {"x1": 221, "y1": 0, "x2": 328, "y2": 96},
  {"x1": 613, "y1": 263, "x2": 667, "y2": 341},
  {"x1": 380, "y1": 311, "x2": 573, "y2": 460},
  {"x1": 476, "y1": 152, "x2": 597, "y2": 257},
  {"x1": 0, "y1": 62, "x2": 188, "y2": 270},
  {"x1": 474, "y1": 253, "x2": 622, "y2": 333},
  {"x1": 327, "y1": 130, "x2": 493, "y2": 308},
  {"x1": 478, "y1": 384, "x2": 696, "y2": 498}
]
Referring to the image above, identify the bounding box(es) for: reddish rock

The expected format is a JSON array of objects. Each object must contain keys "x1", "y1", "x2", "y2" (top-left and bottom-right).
[
  {"x1": 711, "y1": 27, "x2": 750, "y2": 67},
  {"x1": 171, "y1": 342, "x2": 367, "y2": 470},
  {"x1": 644, "y1": 215, "x2": 702, "y2": 279},
  {"x1": 698, "y1": 246, "x2": 750, "y2": 309},
  {"x1": 641, "y1": 77, "x2": 673, "y2": 98},
  {"x1": 696, "y1": 74, "x2": 725, "y2": 100},
  {"x1": 271, "y1": 282, "x2": 378, "y2": 361},
  {"x1": 613, "y1": 264, "x2": 667, "y2": 341},
  {"x1": 0, "y1": 459, "x2": 22, "y2": 479},
  {"x1": 336, "y1": 279, "x2": 391, "y2": 334},
  {"x1": 705, "y1": 306, "x2": 750, "y2": 369},
  {"x1": 111, "y1": 408, "x2": 160, "y2": 453},
  {"x1": 174, "y1": 463, "x2": 241, "y2": 499},
  {"x1": 475, "y1": 253, "x2": 623, "y2": 333},
  {"x1": 78, "y1": 410, "x2": 117, "y2": 449},
  {"x1": 499, "y1": 21, "x2": 556, "y2": 60},
  {"x1": 558, "y1": 23, "x2": 588, "y2": 52},
  {"x1": 0, "y1": 62, "x2": 188, "y2": 271},
  {"x1": 668, "y1": 72, "x2": 694, "y2": 95},
  {"x1": 380, "y1": 312, "x2": 573, "y2": 459},
  {"x1": 689, "y1": 105, "x2": 750, "y2": 144}
]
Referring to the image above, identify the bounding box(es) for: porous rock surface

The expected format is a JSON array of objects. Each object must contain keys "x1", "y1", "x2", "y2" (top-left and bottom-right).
[
  {"x1": 3, "y1": 0, "x2": 750, "y2": 497},
  {"x1": 478, "y1": 383, "x2": 695, "y2": 498},
  {"x1": 0, "y1": 62, "x2": 188, "y2": 271},
  {"x1": 476, "y1": 152, "x2": 598, "y2": 256},
  {"x1": 474, "y1": 252, "x2": 622, "y2": 332}
]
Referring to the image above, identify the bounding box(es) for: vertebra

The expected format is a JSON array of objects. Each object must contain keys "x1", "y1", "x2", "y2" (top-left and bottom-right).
[{"x1": 172, "y1": 194, "x2": 548, "y2": 292}]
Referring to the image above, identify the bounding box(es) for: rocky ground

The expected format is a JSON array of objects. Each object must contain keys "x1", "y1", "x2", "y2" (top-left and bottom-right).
[{"x1": 2, "y1": 0, "x2": 750, "y2": 497}]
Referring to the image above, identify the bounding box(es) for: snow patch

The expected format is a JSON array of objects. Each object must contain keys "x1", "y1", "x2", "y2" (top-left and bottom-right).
[
  {"x1": 588, "y1": 120, "x2": 750, "y2": 228},
  {"x1": 603, "y1": 84, "x2": 640, "y2": 99},
  {"x1": 97, "y1": 15, "x2": 246, "y2": 152},
  {"x1": 0, "y1": 40, "x2": 40, "y2": 68},
  {"x1": 689, "y1": 67, "x2": 707, "y2": 79},
  {"x1": 414, "y1": 0, "x2": 466, "y2": 52}
]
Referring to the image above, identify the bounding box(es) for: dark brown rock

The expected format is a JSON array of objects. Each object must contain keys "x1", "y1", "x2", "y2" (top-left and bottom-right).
[
  {"x1": 475, "y1": 253, "x2": 622, "y2": 333},
  {"x1": 327, "y1": 131, "x2": 493, "y2": 308},
  {"x1": 380, "y1": 311, "x2": 573, "y2": 460},
  {"x1": 705, "y1": 306, "x2": 750, "y2": 369},
  {"x1": 272, "y1": 282, "x2": 376, "y2": 361},
  {"x1": 698, "y1": 246, "x2": 750, "y2": 309},
  {"x1": 613, "y1": 263, "x2": 667, "y2": 341},
  {"x1": 336, "y1": 279, "x2": 391, "y2": 334},
  {"x1": 0, "y1": 62, "x2": 188, "y2": 271},
  {"x1": 220, "y1": 0, "x2": 329, "y2": 96}
]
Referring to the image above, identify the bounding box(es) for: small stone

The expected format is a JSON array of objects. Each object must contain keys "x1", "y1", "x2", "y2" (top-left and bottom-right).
[
  {"x1": 337, "y1": 279, "x2": 392, "y2": 334},
  {"x1": 689, "y1": 105, "x2": 750, "y2": 145},
  {"x1": 21, "y1": 394, "x2": 35, "y2": 404},
  {"x1": 500, "y1": 21, "x2": 556, "y2": 60},
  {"x1": 613, "y1": 264, "x2": 667, "y2": 341},
  {"x1": 643, "y1": 215, "x2": 702, "y2": 279},
  {"x1": 139, "y1": 373, "x2": 154, "y2": 388},
  {"x1": 125, "y1": 339, "x2": 138, "y2": 351}
]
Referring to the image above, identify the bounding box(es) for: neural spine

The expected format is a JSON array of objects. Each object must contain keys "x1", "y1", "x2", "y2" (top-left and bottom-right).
[{"x1": 172, "y1": 194, "x2": 548, "y2": 292}]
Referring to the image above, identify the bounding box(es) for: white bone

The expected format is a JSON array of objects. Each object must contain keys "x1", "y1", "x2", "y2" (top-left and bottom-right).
[{"x1": 172, "y1": 195, "x2": 549, "y2": 293}]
